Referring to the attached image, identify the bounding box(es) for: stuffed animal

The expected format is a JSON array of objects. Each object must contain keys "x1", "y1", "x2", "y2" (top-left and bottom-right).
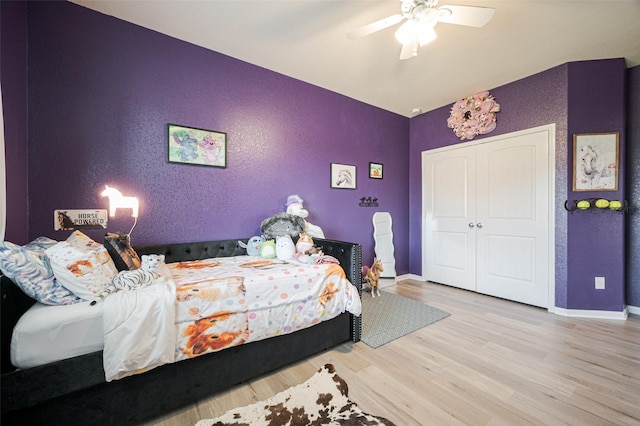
[
  {"x1": 296, "y1": 232, "x2": 314, "y2": 254},
  {"x1": 259, "y1": 240, "x2": 277, "y2": 259},
  {"x1": 276, "y1": 235, "x2": 295, "y2": 260},
  {"x1": 285, "y1": 194, "x2": 325, "y2": 239},
  {"x1": 260, "y1": 213, "x2": 305, "y2": 240},
  {"x1": 90, "y1": 254, "x2": 165, "y2": 305},
  {"x1": 238, "y1": 235, "x2": 265, "y2": 256}
]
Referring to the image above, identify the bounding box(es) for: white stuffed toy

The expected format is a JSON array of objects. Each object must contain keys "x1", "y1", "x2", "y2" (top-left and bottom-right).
[
  {"x1": 286, "y1": 195, "x2": 325, "y2": 239},
  {"x1": 276, "y1": 235, "x2": 295, "y2": 260}
]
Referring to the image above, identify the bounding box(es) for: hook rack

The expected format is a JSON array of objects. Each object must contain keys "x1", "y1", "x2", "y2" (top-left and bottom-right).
[
  {"x1": 564, "y1": 198, "x2": 630, "y2": 214},
  {"x1": 359, "y1": 196, "x2": 379, "y2": 208}
]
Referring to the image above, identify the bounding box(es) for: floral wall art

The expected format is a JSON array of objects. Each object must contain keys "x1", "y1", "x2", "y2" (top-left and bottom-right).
[{"x1": 447, "y1": 91, "x2": 500, "y2": 140}]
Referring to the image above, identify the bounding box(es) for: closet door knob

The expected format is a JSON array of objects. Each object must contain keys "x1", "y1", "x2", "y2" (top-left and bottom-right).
[
  {"x1": 468, "y1": 222, "x2": 475, "y2": 228},
  {"x1": 476, "y1": 223, "x2": 483, "y2": 229}
]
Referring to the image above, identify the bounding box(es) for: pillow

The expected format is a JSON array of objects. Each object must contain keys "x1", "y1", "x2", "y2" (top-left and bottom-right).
[
  {"x1": 46, "y1": 231, "x2": 118, "y2": 301},
  {"x1": 104, "y1": 232, "x2": 141, "y2": 271},
  {"x1": 0, "y1": 237, "x2": 82, "y2": 305}
]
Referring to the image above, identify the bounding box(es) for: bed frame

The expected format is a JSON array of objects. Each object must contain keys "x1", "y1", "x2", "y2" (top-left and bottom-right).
[{"x1": 1, "y1": 238, "x2": 362, "y2": 425}]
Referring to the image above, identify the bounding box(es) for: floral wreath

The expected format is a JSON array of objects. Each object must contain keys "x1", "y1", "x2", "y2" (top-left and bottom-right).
[{"x1": 447, "y1": 91, "x2": 500, "y2": 141}]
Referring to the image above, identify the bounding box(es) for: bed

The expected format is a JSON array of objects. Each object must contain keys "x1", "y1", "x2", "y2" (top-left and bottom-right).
[{"x1": 1, "y1": 237, "x2": 362, "y2": 425}]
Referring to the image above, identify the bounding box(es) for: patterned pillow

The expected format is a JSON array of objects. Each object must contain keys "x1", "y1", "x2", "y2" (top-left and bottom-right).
[
  {"x1": 104, "y1": 232, "x2": 141, "y2": 271},
  {"x1": 0, "y1": 237, "x2": 82, "y2": 305},
  {"x1": 46, "y1": 231, "x2": 118, "y2": 301}
]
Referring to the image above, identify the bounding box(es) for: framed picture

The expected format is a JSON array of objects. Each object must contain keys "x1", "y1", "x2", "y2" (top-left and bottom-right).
[
  {"x1": 331, "y1": 163, "x2": 356, "y2": 189},
  {"x1": 572, "y1": 132, "x2": 619, "y2": 191},
  {"x1": 369, "y1": 162, "x2": 383, "y2": 179},
  {"x1": 168, "y1": 123, "x2": 227, "y2": 168}
]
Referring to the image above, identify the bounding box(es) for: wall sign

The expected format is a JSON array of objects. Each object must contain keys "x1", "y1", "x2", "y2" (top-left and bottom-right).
[{"x1": 54, "y1": 209, "x2": 108, "y2": 231}]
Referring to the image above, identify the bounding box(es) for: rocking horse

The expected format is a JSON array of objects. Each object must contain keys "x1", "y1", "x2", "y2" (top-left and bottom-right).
[{"x1": 362, "y1": 259, "x2": 384, "y2": 297}]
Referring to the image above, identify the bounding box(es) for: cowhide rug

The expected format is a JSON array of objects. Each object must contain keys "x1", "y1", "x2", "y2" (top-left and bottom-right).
[{"x1": 196, "y1": 364, "x2": 395, "y2": 426}]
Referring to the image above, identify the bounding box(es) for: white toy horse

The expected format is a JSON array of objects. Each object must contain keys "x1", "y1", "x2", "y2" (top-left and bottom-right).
[{"x1": 101, "y1": 185, "x2": 139, "y2": 217}]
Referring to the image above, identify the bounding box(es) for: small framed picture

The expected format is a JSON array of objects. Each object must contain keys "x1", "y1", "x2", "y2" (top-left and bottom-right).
[
  {"x1": 331, "y1": 163, "x2": 356, "y2": 189},
  {"x1": 572, "y1": 132, "x2": 619, "y2": 191},
  {"x1": 168, "y1": 123, "x2": 227, "y2": 168},
  {"x1": 369, "y1": 162, "x2": 383, "y2": 179}
]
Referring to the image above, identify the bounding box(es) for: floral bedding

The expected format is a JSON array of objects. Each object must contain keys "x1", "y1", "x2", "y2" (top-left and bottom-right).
[{"x1": 103, "y1": 255, "x2": 361, "y2": 381}]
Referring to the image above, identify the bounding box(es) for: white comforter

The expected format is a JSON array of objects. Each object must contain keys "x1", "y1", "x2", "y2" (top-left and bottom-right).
[
  {"x1": 102, "y1": 272, "x2": 176, "y2": 381},
  {"x1": 102, "y1": 257, "x2": 361, "y2": 382}
]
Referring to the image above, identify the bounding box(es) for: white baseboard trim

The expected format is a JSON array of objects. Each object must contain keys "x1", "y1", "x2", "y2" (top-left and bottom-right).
[
  {"x1": 396, "y1": 273, "x2": 424, "y2": 282},
  {"x1": 390, "y1": 276, "x2": 635, "y2": 320},
  {"x1": 376, "y1": 278, "x2": 396, "y2": 289},
  {"x1": 551, "y1": 306, "x2": 628, "y2": 320}
]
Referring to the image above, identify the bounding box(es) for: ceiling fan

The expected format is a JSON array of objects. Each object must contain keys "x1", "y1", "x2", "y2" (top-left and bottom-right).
[{"x1": 347, "y1": 0, "x2": 495, "y2": 60}]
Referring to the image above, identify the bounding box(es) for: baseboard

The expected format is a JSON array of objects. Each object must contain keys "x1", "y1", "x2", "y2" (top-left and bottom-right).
[
  {"x1": 390, "y1": 277, "x2": 635, "y2": 320},
  {"x1": 396, "y1": 273, "x2": 424, "y2": 282},
  {"x1": 551, "y1": 306, "x2": 628, "y2": 320},
  {"x1": 376, "y1": 278, "x2": 396, "y2": 289}
]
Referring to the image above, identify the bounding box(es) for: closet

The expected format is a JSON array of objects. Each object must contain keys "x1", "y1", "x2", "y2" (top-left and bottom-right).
[{"x1": 421, "y1": 125, "x2": 554, "y2": 308}]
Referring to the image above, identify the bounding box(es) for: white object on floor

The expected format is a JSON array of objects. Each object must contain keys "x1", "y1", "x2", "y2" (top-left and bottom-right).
[{"x1": 372, "y1": 212, "x2": 396, "y2": 278}]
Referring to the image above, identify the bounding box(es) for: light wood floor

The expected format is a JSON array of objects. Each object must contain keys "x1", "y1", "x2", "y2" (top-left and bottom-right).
[{"x1": 148, "y1": 280, "x2": 640, "y2": 426}]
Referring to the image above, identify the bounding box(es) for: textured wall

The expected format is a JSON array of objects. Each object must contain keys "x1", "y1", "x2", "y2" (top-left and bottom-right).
[
  {"x1": 1, "y1": 1, "x2": 29, "y2": 244},
  {"x1": 410, "y1": 59, "x2": 630, "y2": 311},
  {"x1": 566, "y1": 60, "x2": 627, "y2": 311},
  {"x1": 7, "y1": 2, "x2": 410, "y2": 272},
  {"x1": 409, "y1": 65, "x2": 569, "y2": 306},
  {"x1": 628, "y1": 65, "x2": 640, "y2": 309}
]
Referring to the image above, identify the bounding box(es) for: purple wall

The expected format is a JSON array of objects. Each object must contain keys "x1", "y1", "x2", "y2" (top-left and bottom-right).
[
  {"x1": 409, "y1": 59, "x2": 630, "y2": 312},
  {"x1": 627, "y1": 65, "x2": 640, "y2": 309},
  {"x1": 2, "y1": 1, "x2": 409, "y2": 273},
  {"x1": 3, "y1": 1, "x2": 637, "y2": 311},
  {"x1": 566, "y1": 60, "x2": 626, "y2": 311},
  {"x1": 1, "y1": 1, "x2": 29, "y2": 244},
  {"x1": 409, "y1": 65, "x2": 570, "y2": 306}
]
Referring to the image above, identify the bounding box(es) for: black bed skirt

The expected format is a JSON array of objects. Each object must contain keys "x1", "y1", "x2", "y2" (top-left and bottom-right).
[{"x1": 2, "y1": 312, "x2": 355, "y2": 425}]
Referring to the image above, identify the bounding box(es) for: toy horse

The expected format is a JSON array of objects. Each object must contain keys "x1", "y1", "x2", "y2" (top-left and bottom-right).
[
  {"x1": 363, "y1": 259, "x2": 384, "y2": 297},
  {"x1": 101, "y1": 185, "x2": 139, "y2": 218}
]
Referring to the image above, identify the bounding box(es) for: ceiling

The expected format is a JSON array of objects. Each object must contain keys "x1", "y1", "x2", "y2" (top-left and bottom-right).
[{"x1": 70, "y1": 0, "x2": 640, "y2": 117}]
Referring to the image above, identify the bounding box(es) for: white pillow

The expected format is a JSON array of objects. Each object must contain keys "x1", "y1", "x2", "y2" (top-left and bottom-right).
[{"x1": 46, "y1": 231, "x2": 118, "y2": 301}]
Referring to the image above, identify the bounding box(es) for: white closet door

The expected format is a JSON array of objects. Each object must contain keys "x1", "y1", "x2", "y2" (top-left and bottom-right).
[
  {"x1": 423, "y1": 150, "x2": 477, "y2": 291},
  {"x1": 475, "y1": 131, "x2": 549, "y2": 307},
  {"x1": 422, "y1": 126, "x2": 551, "y2": 308}
]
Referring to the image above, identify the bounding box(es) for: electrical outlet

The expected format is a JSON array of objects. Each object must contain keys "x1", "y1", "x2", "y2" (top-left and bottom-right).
[{"x1": 595, "y1": 277, "x2": 605, "y2": 290}]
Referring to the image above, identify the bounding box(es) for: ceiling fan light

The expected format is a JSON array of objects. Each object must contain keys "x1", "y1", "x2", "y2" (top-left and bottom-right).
[
  {"x1": 394, "y1": 20, "x2": 417, "y2": 45},
  {"x1": 418, "y1": 26, "x2": 437, "y2": 46}
]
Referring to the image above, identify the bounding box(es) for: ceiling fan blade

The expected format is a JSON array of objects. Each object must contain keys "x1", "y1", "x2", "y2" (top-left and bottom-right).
[
  {"x1": 347, "y1": 14, "x2": 404, "y2": 39},
  {"x1": 437, "y1": 5, "x2": 495, "y2": 27}
]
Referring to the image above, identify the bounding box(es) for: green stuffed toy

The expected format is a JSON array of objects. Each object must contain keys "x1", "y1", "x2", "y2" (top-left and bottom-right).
[{"x1": 259, "y1": 240, "x2": 277, "y2": 259}]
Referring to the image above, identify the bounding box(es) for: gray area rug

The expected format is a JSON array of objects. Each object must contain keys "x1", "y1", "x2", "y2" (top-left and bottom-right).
[{"x1": 361, "y1": 290, "x2": 451, "y2": 348}]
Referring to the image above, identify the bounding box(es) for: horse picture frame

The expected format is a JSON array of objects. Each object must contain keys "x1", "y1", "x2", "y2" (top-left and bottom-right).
[
  {"x1": 572, "y1": 132, "x2": 619, "y2": 192},
  {"x1": 330, "y1": 163, "x2": 357, "y2": 189}
]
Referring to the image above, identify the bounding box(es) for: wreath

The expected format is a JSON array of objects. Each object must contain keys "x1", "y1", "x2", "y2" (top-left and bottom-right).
[{"x1": 447, "y1": 91, "x2": 500, "y2": 140}]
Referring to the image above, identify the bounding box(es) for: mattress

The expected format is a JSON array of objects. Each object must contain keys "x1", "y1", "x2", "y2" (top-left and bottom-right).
[{"x1": 10, "y1": 301, "x2": 104, "y2": 369}]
